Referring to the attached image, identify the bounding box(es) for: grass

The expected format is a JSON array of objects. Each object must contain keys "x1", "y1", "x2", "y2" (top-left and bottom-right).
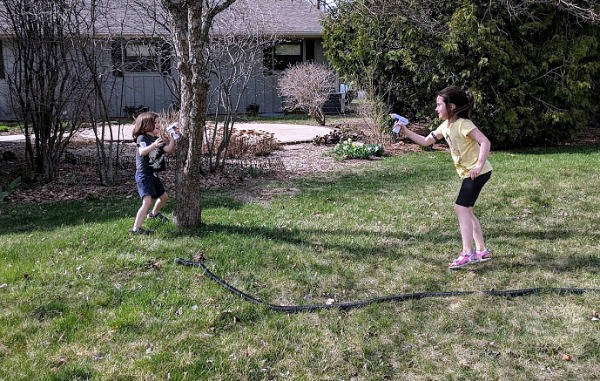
[
  {"x1": 1, "y1": 144, "x2": 600, "y2": 380},
  {"x1": 0, "y1": 122, "x2": 21, "y2": 134}
]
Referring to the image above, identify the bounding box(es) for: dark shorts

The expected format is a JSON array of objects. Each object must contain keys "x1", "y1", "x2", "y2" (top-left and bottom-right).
[
  {"x1": 455, "y1": 171, "x2": 492, "y2": 207},
  {"x1": 135, "y1": 171, "x2": 166, "y2": 199}
]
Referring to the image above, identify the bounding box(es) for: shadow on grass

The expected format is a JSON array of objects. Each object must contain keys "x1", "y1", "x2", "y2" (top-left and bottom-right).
[
  {"x1": 184, "y1": 220, "x2": 600, "y2": 275},
  {"x1": 489, "y1": 227, "x2": 600, "y2": 241},
  {"x1": 466, "y1": 253, "x2": 600, "y2": 280},
  {"x1": 0, "y1": 198, "x2": 139, "y2": 235},
  {"x1": 182, "y1": 221, "x2": 455, "y2": 258},
  {"x1": 528, "y1": 252, "x2": 600, "y2": 273}
]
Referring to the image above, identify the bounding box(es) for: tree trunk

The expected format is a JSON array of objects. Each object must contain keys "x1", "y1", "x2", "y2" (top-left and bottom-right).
[
  {"x1": 167, "y1": 2, "x2": 205, "y2": 227},
  {"x1": 314, "y1": 108, "x2": 326, "y2": 126},
  {"x1": 162, "y1": 0, "x2": 239, "y2": 227},
  {"x1": 173, "y1": 78, "x2": 207, "y2": 227}
]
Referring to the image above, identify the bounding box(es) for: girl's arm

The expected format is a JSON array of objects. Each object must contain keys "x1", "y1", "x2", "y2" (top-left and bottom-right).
[
  {"x1": 399, "y1": 124, "x2": 439, "y2": 147},
  {"x1": 138, "y1": 138, "x2": 164, "y2": 157},
  {"x1": 467, "y1": 127, "x2": 491, "y2": 179},
  {"x1": 163, "y1": 125, "x2": 180, "y2": 155},
  {"x1": 163, "y1": 136, "x2": 176, "y2": 155}
]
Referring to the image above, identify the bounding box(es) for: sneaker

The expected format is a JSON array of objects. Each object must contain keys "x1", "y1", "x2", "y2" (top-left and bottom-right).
[
  {"x1": 147, "y1": 212, "x2": 168, "y2": 222},
  {"x1": 472, "y1": 249, "x2": 492, "y2": 263},
  {"x1": 449, "y1": 251, "x2": 474, "y2": 269},
  {"x1": 129, "y1": 227, "x2": 154, "y2": 235}
]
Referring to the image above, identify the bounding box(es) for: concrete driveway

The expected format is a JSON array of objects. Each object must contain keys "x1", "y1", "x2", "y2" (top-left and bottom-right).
[
  {"x1": 1, "y1": 123, "x2": 334, "y2": 144},
  {"x1": 78, "y1": 123, "x2": 332, "y2": 144}
]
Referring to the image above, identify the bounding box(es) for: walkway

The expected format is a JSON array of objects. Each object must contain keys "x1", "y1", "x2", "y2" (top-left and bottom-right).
[{"x1": 0, "y1": 123, "x2": 334, "y2": 144}]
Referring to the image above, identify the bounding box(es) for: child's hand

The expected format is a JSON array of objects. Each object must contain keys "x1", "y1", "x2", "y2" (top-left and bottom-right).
[
  {"x1": 469, "y1": 164, "x2": 483, "y2": 179},
  {"x1": 390, "y1": 113, "x2": 410, "y2": 126},
  {"x1": 167, "y1": 123, "x2": 181, "y2": 141},
  {"x1": 392, "y1": 121, "x2": 405, "y2": 134},
  {"x1": 154, "y1": 138, "x2": 165, "y2": 148}
]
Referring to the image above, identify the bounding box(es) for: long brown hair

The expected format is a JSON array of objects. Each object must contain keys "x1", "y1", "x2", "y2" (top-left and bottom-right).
[
  {"x1": 132, "y1": 111, "x2": 159, "y2": 140},
  {"x1": 437, "y1": 86, "x2": 474, "y2": 120}
]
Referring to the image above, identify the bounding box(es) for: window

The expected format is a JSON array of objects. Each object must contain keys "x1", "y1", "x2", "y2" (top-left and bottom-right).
[
  {"x1": 112, "y1": 39, "x2": 171, "y2": 76},
  {"x1": 0, "y1": 40, "x2": 5, "y2": 80},
  {"x1": 264, "y1": 40, "x2": 316, "y2": 74},
  {"x1": 273, "y1": 43, "x2": 302, "y2": 70}
]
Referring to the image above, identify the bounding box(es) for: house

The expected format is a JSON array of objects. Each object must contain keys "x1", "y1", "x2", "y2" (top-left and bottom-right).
[{"x1": 0, "y1": 0, "x2": 331, "y2": 121}]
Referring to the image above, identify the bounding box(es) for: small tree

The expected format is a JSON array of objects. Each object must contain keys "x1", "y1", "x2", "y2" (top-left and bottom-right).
[
  {"x1": 204, "y1": 5, "x2": 279, "y2": 172},
  {"x1": 1, "y1": 0, "x2": 97, "y2": 182},
  {"x1": 278, "y1": 62, "x2": 336, "y2": 126},
  {"x1": 160, "y1": 0, "x2": 238, "y2": 227},
  {"x1": 77, "y1": 0, "x2": 131, "y2": 187}
]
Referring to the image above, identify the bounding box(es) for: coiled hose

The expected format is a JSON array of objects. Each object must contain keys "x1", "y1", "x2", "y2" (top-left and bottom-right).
[{"x1": 175, "y1": 257, "x2": 599, "y2": 313}]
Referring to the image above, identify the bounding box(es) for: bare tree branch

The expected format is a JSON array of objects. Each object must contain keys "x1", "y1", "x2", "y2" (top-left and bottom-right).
[
  {"x1": 504, "y1": 0, "x2": 600, "y2": 23},
  {"x1": 278, "y1": 62, "x2": 336, "y2": 125}
]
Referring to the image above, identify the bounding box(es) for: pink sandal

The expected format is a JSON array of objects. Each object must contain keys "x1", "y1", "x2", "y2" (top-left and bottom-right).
[
  {"x1": 449, "y1": 252, "x2": 474, "y2": 269},
  {"x1": 472, "y1": 249, "x2": 492, "y2": 263}
]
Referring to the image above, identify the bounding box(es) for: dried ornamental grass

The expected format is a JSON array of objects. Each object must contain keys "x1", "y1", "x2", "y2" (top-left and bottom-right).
[{"x1": 203, "y1": 125, "x2": 279, "y2": 158}]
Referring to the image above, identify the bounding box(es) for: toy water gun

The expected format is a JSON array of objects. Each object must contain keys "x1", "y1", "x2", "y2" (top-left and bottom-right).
[
  {"x1": 390, "y1": 113, "x2": 409, "y2": 133},
  {"x1": 167, "y1": 123, "x2": 181, "y2": 140}
]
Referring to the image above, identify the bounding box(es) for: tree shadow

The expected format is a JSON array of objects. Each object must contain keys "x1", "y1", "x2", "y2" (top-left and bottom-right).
[{"x1": 170, "y1": 221, "x2": 454, "y2": 256}]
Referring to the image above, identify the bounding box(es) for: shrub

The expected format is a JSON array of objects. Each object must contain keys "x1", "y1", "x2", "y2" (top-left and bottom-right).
[
  {"x1": 203, "y1": 124, "x2": 279, "y2": 158},
  {"x1": 323, "y1": 1, "x2": 600, "y2": 148},
  {"x1": 123, "y1": 105, "x2": 148, "y2": 119},
  {"x1": 0, "y1": 177, "x2": 21, "y2": 202},
  {"x1": 331, "y1": 139, "x2": 384, "y2": 160},
  {"x1": 278, "y1": 62, "x2": 337, "y2": 126},
  {"x1": 246, "y1": 103, "x2": 260, "y2": 117},
  {"x1": 313, "y1": 125, "x2": 366, "y2": 146},
  {"x1": 226, "y1": 129, "x2": 279, "y2": 158}
]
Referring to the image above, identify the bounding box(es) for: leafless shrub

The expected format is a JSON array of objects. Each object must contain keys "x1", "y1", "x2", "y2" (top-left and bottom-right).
[
  {"x1": 203, "y1": 124, "x2": 279, "y2": 159},
  {"x1": 278, "y1": 62, "x2": 336, "y2": 126}
]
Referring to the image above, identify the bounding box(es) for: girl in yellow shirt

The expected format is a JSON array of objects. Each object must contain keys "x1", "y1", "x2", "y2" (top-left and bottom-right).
[{"x1": 393, "y1": 86, "x2": 493, "y2": 269}]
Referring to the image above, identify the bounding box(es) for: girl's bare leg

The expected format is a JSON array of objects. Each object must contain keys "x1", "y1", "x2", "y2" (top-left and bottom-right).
[
  {"x1": 133, "y1": 195, "x2": 153, "y2": 230},
  {"x1": 151, "y1": 192, "x2": 169, "y2": 216},
  {"x1": 471, "y1": 213, "x2": 485, "y2": 252},
  {"x1": 455, "y1": 204, "x2": 475, "y2": 253}
]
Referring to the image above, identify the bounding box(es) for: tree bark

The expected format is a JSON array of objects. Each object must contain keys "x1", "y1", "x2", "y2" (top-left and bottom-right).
[{"x1": 162, "y1": 0, "x2": 238, "y2": 227}]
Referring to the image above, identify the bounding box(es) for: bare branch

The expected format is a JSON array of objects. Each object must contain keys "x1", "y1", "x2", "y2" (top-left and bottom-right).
[
  {"x1": 278, "y1": 62, "x2": 336, "y2": 125},
  {"x1": 504, "y1": 0, "x2": 600, "y2": 23}
]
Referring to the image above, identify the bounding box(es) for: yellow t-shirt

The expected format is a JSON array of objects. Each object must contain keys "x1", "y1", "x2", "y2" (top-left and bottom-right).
[{"x1": 433, "y1": 118, "x2": 493, "y2": 178}]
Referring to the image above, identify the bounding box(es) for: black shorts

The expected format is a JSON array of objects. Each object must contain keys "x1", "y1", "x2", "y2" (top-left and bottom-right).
[
  {"x1": 455, "y1": 171, "x2": 492, "y2": 207},
  {"x1": 135, "y1": 171, "x2": 166, "y2": 199}
]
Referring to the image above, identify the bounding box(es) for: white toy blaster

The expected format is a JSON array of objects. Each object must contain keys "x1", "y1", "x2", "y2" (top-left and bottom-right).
[
  {"x1": 390, "y1": 113, "x2": 409, "y2": 133},
  {"x1": 167, "y1": 122, "x2": 180, "y2": 140}
]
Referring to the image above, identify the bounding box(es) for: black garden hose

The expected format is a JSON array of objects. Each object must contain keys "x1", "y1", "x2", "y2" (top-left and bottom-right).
[{"x1": 174, "y1": 257, "x2": 599, "y2": 313}]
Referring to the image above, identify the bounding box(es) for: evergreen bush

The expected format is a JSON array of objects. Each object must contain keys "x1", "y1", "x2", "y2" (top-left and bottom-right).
[{"x1": 323, "y1": 1, "x2": 600, "y2": 148}]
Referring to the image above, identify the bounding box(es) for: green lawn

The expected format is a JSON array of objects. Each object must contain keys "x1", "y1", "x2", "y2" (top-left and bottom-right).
[
  {"x1": 0, "y1": 122, "x2": 21, "y2": 134},
  {"x1": 1, "y1": 144, "x2": 599, "y2": 380}
]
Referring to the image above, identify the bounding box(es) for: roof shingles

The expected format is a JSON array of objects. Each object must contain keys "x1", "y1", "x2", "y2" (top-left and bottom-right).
[{"x1": 0, "y1": 0, "x2": 323, "y2": 38}]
